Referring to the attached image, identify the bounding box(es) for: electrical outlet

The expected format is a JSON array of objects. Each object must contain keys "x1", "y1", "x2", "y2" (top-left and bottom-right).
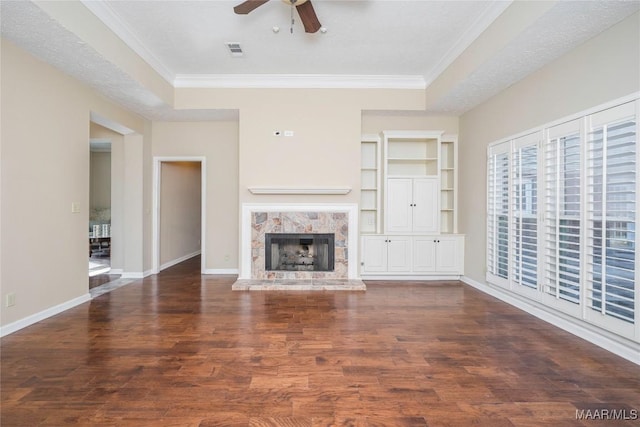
[
  {"x1": 224, "y1": 254, "x2": 230, "y2": 262},
  {"x1": 284, "y1": 130, "x2": 294, "y2": 137},
  {"x1": 6, "y1": 293, "x2": 16, "y2": 307}
]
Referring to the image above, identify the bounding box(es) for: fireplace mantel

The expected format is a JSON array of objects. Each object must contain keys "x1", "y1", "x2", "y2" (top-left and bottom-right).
[
  {"x1": 239, "y1": 203, "x2": 359, "y2": 280},
  {"x1": 248, "y1": 187, "x2": 352, "y2": 195}
]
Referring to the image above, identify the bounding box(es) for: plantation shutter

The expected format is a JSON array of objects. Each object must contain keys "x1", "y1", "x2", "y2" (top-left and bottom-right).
[
  {"x1": 511, "y1": 133, "x2": 539, "y2": 290},
  {"x1": 487, "y1": 142, "x2": 510, "y2": 281},
  {"x1": 544, "y1": 120, "x2": 581, "y2": 304},
  {"x1": 586, "y1": 102, "x2": 637, "y2": 324}
]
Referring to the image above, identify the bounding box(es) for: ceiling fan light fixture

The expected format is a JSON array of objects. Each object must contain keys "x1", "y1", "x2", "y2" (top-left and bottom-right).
[{"x1": 281, "y1": 0, "x2": 309, "y2": 5}]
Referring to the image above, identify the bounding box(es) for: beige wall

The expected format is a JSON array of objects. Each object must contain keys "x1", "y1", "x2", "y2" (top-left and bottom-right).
[
  {"x1": 89, "y1": 151, "x2": 111, "y2": 210},
  {"x1": 0, "y1": 38, "x2": 147, "y2": 328},
  {"x1": 160, "y1": 162, "x2": 202, "y2": 267},
  {"x1": 152, "y1": 121, "x2": 239, "y2": 271},
  {"x1": 362, "y1": 113, "x2": 459, "y2": 135},
  {"x1": 175, "y1": 88, "x2": 425, "y2": 207},
  {"x1": 458, "y1": 12, "x2": 640, "y2": 283}
]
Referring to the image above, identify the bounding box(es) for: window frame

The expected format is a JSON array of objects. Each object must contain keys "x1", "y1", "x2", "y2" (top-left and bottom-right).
[{"x1": 485, "y1": 95, "x2": 640, "y2": 343}]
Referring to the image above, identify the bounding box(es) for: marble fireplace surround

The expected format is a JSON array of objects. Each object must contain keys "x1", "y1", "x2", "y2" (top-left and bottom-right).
[{"x1": 234, "y1": 204, "x2": 363, "y2": 290}]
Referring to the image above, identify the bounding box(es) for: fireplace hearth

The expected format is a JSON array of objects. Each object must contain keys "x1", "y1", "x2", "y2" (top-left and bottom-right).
[{"x1": 265, "y1": 233, "x2": 335, "y2": 272}]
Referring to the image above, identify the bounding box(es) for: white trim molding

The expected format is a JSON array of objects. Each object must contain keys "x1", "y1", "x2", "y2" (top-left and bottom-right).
[
  {"x1": 160, "y1": 250, "x2": 201, "y2": 272},
  {"x1": 240, "y1": 203, "x2": 359, "y2": 280},
  {"x1": 462, "y1": 276, "x2": 640, "y2": 366},
  {"x1": 248, "y1": 187, "x2": 351, "y2": 195},
  {"x1": 0, "y1": 293, "x2": 92, "y2": 337},
  {"x1": 174, "y1": 74, "x2": 426, "y2": 89},
  {"x1": 152, "y1": 156, "x2": 207, "y2": 275},
  {"x1": 203, "y1": 268, "x2": 240, "y2": 275}
]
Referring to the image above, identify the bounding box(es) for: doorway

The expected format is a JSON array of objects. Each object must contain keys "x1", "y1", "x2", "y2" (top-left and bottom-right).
[
  {"x1": 153, "y1": 157, "x2": 206, "y2": 274},
  {"x1": 88, "y1": 138, "x2": 116, "y2": 287}
]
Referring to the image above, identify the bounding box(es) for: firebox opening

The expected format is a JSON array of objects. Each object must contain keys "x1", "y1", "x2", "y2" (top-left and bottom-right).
[{"x1": 265, "y1": 233, "x2": 335, "y2": 272}]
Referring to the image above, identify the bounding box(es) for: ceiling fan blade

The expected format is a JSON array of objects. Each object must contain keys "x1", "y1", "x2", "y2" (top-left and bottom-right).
[
  {"x1": 296, "y1": 1, "x2": 321, "y2": 33},
  {"x1": 234, "y1": 0, "x2": 269, "y2": 15}
]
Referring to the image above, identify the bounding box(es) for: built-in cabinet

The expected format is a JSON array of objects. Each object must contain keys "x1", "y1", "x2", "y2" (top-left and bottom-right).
[
  {"x1": 360, "y1": 130, "x2": 464, "y2": 279},
  {"x1": 386, "y1": 177, "x2": 438, "y2": 233}
]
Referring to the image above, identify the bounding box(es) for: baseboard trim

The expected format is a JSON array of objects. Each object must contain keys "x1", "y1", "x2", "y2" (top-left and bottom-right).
[
  {"x1": 109, "y1": 268, "x2": 124, "y2": 275},
  {"x1": 203, "y1": 268, "x2": 239, "y2": 275},
  {"x1": 361, "y1": 275, "x2": 462, "y2": 281},
  {"x1": 0, "y1": 293, "x2": 92, "y2": 337},
  {"x1": 121, "y1": 272, "x2": 144, "y2": 279},
  {"x1": 461, "y1": 275, "x2": 640, "y2": 365},
  {"x1": 160, "y1": 251, "x2": 201, "y2": 272}
]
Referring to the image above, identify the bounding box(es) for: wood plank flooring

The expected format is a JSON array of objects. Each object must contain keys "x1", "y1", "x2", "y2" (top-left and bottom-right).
[{"x1": 2, "y1": 256, "x2": 639, "y2": 426}]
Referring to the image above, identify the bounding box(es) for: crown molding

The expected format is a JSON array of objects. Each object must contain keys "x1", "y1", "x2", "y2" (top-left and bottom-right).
[
  {"x1": 174, "y1": 74, "x2": 427, "y2": 89},
  {"x1": 423, "y1": 0, "x2": 513, "y2": 86},
  {"x1": 81, "y1": 0, "x2": 175, "y2": 85}
]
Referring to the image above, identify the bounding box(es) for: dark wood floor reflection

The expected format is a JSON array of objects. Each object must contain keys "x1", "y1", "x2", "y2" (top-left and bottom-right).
[{"x1": 2, "y1": 256, "x2": 639, "y2": 426}]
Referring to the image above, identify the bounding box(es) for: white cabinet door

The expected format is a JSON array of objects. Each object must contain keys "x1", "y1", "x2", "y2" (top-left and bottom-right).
[
  {"x1": 361, "y1": 236, "x2": 387, "y2": 273},
  {"x1": 435, "y1": 236, "x2": 464, "y2": 273},
  {"x1": 386, "y1": 178, "x2": 412, "y2": 233},
  {"x1": 412, "y1": 178, "x2": 439, "y2": 233},
  {"x1": 412, "y1": 237, "x2": 437, "y2": 272},
  {"x1": 386, "y1": 236, "x2": 412, "y2": 272}
]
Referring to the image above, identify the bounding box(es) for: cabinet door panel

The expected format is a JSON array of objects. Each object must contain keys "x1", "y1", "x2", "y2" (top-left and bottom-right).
[
  {"x1": 436, "y1": 236, "x2": 463, "y2": 273},
  {"x1": 386, "y1": 178, "x2": 412, "y2": 233},
  {"x1": 386, "y1": 237, "x2": 412, "y2": 272},
  {"x1": 412, "y1": 178, "x2": 439, "y2": 233},
  {"x1": 412, "y1": 237, "x2": 437, "y2": 272},
  {"x1": 362, "y1": 236, "x2": 387, "y2": 273}
]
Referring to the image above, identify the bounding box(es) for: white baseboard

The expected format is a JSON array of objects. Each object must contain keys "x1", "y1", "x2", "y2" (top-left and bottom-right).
[
  {"x1": 109, "y1": 268, "x2": 124, "y2": 275},
  {"x1": 461, "y1": 275, "x2": 640, "y2": 366},
  {"x1": 121, "y1": 272, "x2": 144, "y2": 279},
  {"x1": 121, "y1": 269, "x2": 155, "y2": 279},
  {"x1": 203, "y1": 268, "x2": 239, "y2": 275},
  {"x1": 361, "y1": 274, "x2": 462, "y2": 281},
  {"x1": 0, "y1": 293, "x2": 92, "y2": 337},
  {"x1": 160, "y1": 251, "x2": 201, "y2": 272}
]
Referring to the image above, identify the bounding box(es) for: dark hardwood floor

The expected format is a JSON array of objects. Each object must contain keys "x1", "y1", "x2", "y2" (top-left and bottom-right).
[{"x1": 2, "y1": 256, "x2": 639, "y2": 426}]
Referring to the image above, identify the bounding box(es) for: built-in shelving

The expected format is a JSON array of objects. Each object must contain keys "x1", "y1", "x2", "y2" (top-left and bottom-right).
[
  {"x1": 440, "y1": 135, "x2": 458, "y2": 234},
  {"x1": 360, "y1": 134, "x2": 381, "y2": 234},
  {"x1": 360, "y1": 130, "x2": 463, "y2": 279}
]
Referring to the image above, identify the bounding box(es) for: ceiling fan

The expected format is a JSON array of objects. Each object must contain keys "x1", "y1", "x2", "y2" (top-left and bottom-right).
[{"x1": 233, "y1": 0, "x2": 322, "y2": 33}]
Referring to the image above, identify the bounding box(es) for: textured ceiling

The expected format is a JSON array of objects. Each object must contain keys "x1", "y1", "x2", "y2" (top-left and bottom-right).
[{"x1": 1, "y1": 0, "x2": 638, "y2": 122}]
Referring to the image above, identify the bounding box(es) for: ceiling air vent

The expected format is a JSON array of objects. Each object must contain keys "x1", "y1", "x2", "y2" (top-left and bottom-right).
[{"x1": 225, "y1": 42, "x2": 243, "y2": 57}]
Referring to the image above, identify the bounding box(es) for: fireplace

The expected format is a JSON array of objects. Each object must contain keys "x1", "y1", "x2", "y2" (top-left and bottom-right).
[
  {"x1": 265, "y1": 233, "x2": 335, "y2": 272},
  {"x1": 239, "y1": 204, "x2": 359, "y2": 280}
]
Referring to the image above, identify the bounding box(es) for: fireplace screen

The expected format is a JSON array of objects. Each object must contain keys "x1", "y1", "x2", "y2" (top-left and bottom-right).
[{"x1": 265, "y1": 233, "x2": 335, "y2": 271}]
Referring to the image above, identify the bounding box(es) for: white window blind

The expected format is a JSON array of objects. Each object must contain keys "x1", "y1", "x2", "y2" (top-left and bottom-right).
[
  {"x1": 511, "y1": 135, "x2": 539, "y2": 290},
  {"x1": 486, "y1": 97, "x2": 638, "y2": 341},
  {"x1": 488, "y1": 144, "x2": 510, "y2": 280},
  {"x1": 545, "y1": 121, "x2": 581, "y2": 304},
  {"x1": 586, "y1": 103, "x2": 636, "y2": 324}
]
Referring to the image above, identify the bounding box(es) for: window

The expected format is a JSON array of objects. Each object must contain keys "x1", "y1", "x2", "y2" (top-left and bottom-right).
[
  {"x1": 487, "y1": 98, "x2": 638, "y2": 339},
  {"x1": 586, "y1": 104, "x2": 637, "y2": 324},
  {"x1": 487, "y1": 145, "x2": 509, "y2": 280},
  {"x1": 545, "y1": 121, "x2": 581, "y2": 306},
  {"x1": 511, "y1": 136, "x2": 538, "y2": 290}
]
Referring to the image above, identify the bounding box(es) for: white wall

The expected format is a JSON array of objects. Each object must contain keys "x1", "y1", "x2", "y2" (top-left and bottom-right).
[
  {"x1": 160, "y1": 162, "x2": 202, "y2": 268},
  {"x1": 458, "y1": 12, "x2": 640, "y2": 283}
]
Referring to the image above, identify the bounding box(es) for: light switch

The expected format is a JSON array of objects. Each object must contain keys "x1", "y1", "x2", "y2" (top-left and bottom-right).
[{"x1": 71, "y1": 202, "x2": 80, "y2": 213}]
